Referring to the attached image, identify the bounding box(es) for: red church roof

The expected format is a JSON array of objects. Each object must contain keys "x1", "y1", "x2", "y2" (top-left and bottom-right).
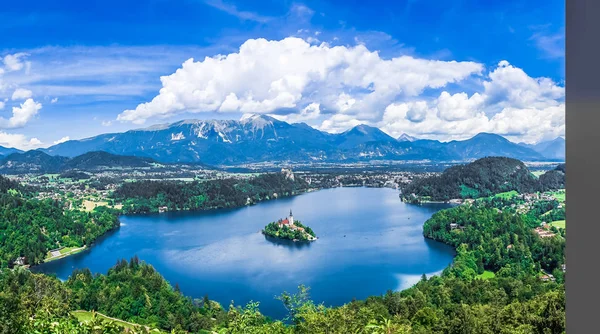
[{"x1": 281, "y1": 218, "x2": 290, "y2": 225}]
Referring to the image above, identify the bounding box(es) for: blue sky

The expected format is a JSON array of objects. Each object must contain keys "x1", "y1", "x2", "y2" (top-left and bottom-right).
[{"x1": 0, "y1": 0, "x2": 564, "y2": 149}]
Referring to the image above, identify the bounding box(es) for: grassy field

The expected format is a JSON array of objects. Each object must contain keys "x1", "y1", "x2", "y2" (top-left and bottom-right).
[
  {"x1": 550, "y1": 220, "x2": 566, "y2": 229},
  {"x1": 476, "y1": 270, "x2": 496, "y2": 280},
  {"x1": 71, "y1": 310, "x2": 162, "y2": 332},
  {"x1": 551, "y1": 190, "x2": 566, "y2": 203},
  {"x1": 82, "y1": 199, "x2": 109, "y2": 212},
  {"x1": 82, "y1": 199, "x2": 123, "y2": 211},
  {"x1": 45, "y1": 246, "x2": 87, "y2": 262},
  {"x1": 493, "y1": 190, "x2": 519, "y2": 199}
]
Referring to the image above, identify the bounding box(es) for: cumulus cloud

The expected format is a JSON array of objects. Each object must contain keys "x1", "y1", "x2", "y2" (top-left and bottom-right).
[
  {"x1": 483, "y1": 60, "x2": 563, "y2": 110},
  {"x1": 51, "y1": 97, "x2": 58, "y2": 103},
  {"x1": 11, "y1": 88, "x2": 33, "y2": 100},
  {"x1": 53, "y1": 136, "x2": 70, "y2": 144},
  {"x1": 0, "y1": 132, "x2": 43, "y2": 150},
  {"x1": 3, "y1": 53, "x2": 30, "y2": 72},
  {"x1": 269, "y1": 103, "x2": 321, "y2": 123},
  {"x1": 117, "y1": 37, "x2": 483, "y2": 124},
  {"x1": 378, "y1": 60, "x2": 565, "y2": 143},
  {"x1": 110, "y1": 38, "x2": 562, "y2": 144},
  {"x1": 436, "y1": 91, "x2": 484, "y2": 121},
  {"x1": 0, "y1": 54, "x2": 41, "y2": 129},
  {"x1": 0, "y1": 98, "x2": 42, "y2": 129},
  {"x1": 319, "y1": 113, "x2": 364, "y2": 133}
]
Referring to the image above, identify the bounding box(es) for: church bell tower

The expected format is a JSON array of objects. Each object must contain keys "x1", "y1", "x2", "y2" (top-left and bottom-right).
[{"x1": 289, "y1": 209, "x2": 294, "y2": 225}]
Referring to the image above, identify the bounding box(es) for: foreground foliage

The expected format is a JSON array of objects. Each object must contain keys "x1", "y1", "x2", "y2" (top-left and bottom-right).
[{"x1": 1, "y1": 196, "x2": 564, "y2": 333}]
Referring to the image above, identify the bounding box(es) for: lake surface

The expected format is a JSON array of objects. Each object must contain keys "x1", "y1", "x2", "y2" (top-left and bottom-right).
[{"x1": 33, "y1": 187, "x2": 455, "y2": 319}]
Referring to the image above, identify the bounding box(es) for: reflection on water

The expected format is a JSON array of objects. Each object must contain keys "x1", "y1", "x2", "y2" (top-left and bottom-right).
[
  {"x1": 32, "y1": 187, "x2": 455, "y2": 319},
  {"x1": 263, "y1": 235, "x2": 314, "y2": 249}
]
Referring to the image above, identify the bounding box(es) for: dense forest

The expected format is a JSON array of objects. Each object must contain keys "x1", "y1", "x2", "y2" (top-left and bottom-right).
[
  {"x1": 538, "y1": 164, "x2": 566, "y2": 191},
  {"x1": 400, "y1": 157, "x2": 564, "y2": 202},
  {"x1": 0, "y1": 176, "x2": 120, "y2": 267},
  {"x1": 423, "y1": 203, "x2": 565, "y2": 279},
  {"x1": 65, "y1": 256, "x2": 226, "y2": 332},
  {"x1": 113, "y1": 172, "x2": 311, "y2": 214}
]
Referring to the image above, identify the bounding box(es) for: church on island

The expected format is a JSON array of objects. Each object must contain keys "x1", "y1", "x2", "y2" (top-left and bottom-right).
[
  {"x1": 277, "y1": 210, "x2": 299, "y2": 229},
  {"x1": 263, "y1": 209, "x2": 317, "y2": 242}
]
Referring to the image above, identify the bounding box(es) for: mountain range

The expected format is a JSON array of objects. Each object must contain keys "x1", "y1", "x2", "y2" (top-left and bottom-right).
[
  {"x1": 0, "y1": 146, "x2": 23, "y2": 156},
  {"x1": 0, "y1": 115, "x2": 564, "y2": 167},
  {"x1": 0, "y1": 151, "x2": 161, "y2": 174},
  {"x1": 519, "y1": 137, "x2": 565, "y2": 160}
]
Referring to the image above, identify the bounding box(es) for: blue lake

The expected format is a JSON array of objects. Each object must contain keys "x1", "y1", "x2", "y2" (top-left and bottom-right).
[{"x1": 32, "y1": 187, "x2": 456, "y2": 319}]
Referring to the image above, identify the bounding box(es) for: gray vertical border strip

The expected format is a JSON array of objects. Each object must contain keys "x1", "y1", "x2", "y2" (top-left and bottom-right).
[{"x1": 566, "y1": 0, "x2": 600, "y2": 332}]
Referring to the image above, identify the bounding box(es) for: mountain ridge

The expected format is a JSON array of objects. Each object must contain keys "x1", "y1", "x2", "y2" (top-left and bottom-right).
[
  {"x1": 38, "y1": 115, "x2": 559, "y2": 165},
  {"x1": 0, "y1": 145, "x2": 23, "y2": 156},
  {"x1": 519, "y1": 137, "x2": 565, "y2": 160},
  {"x1": 0, "y1": 151, "x2": 164, "y2": 174}
]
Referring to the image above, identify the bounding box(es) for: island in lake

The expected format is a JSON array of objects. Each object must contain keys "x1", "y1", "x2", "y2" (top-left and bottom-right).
[{"x1": 262, "y1": 210, "x2": 317, "y2": 241}]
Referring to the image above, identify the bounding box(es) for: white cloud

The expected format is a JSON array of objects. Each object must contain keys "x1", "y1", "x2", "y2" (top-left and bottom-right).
[
  {"x1": 53, "y1": 136, "x2": 70, "y2": 145},
  {"x1": 0, "y1": 132, "x2": 43, "y2": 150},
  {"x1": 319, "y1": 113, "x2": 365, "y2": 133},
  {"x1": 269, "y1": 102, "x2": 322, "y2": 123},
  {"x1": 11, "y1": 88, "x2": 33, "y2": 100},
  {"x1": 101, "y1": 120, "x2": 113, "y2": 126},
  {"x1": 436, "y1": 91, "x2": 484, "y2": 121},
  {"x1": 336, "y1": 93, "x2": 356, "y2": 113},
  {"x1": 0, "y1": 101, "x2": 4, "y2": 110},
  {"x1": 118, "y1": 37, "x2": 483, "y2": 124},
  {"x1": 51, "y1": 97, "x2": 58, "y2": 103},
  {"x1": 2, "y1": 45, "x2": 217, "y2": 100},
  {"x1": 376, "y1": 61, "x2": 565, "y2": 143},
  {"x1": 0, "y1": 98, "x2": 42, "y2": 129},
  {"x1": 483, "y1": 60, "x2": 563, "y2": 110},
  {"x1": 204, "y1": 0, "x2": 273, "y2": 23},
  {"x1": 530, "y1": 25, "x2": 564, "y2": 59},
  {"x1": 488, "y1": 104, "x2": 565, "y2": 143},
  {"x1": 3, "y1": 53, "x2": 30, "y2": 72}
]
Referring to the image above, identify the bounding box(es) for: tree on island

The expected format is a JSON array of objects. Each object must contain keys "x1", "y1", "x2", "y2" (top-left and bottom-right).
[{"x1": 263, "y1": 220, "x2": 316, "y2": 241}]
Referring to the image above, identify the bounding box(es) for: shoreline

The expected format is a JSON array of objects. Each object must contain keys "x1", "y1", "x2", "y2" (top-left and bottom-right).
[
  {"x1": 31, "y1": 186, "x2": 400, "y2": 267},
  {"x1": 29, "y1": 186, "x2": 460, "y2": 323},
  {"x1": 261, "y1": 230, "x2": 318, "y2": 242},
  {"x1": 120, "y1": 184, "x2": 399, "y2": 216},
  {"x1": 43, "y1": 245, "x2": 87, "y2": 263}
]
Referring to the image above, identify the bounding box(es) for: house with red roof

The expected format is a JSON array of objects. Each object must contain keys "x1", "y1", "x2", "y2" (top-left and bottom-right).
[{"x1": 277, "y1": 210, "x2": 295, "y2": 228}]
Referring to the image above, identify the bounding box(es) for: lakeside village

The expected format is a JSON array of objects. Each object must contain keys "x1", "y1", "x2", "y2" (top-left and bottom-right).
[
  {"x1": 7, "y1": 168, "x2": 424, "y2": 214},
  {"x1": 443, "y1": 190, "x2": 566, "y2": 282},
  {"x1": 262, "y1": 210, "x2": 317, "y2": 242}
]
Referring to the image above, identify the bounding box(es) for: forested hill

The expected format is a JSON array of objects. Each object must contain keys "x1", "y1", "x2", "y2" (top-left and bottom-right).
[
  {"x1": 0, "y1": 175, "x2": 120, "y2": 267},
  {"x1": 539, "y1": 163, "x2": 566, "y2": 191},
  {"x1": 400, "y1": 157, "x2": 555, "y2": 202},
  {"x1": 113, "y1": 171, "x2": 310, "y2": 214},
  {"x1": 0, "y1": 150, "x2": 162, "y2": 174},
  {"x1": 0, "y1": 174, "x2": 23, "y2": 193}
]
